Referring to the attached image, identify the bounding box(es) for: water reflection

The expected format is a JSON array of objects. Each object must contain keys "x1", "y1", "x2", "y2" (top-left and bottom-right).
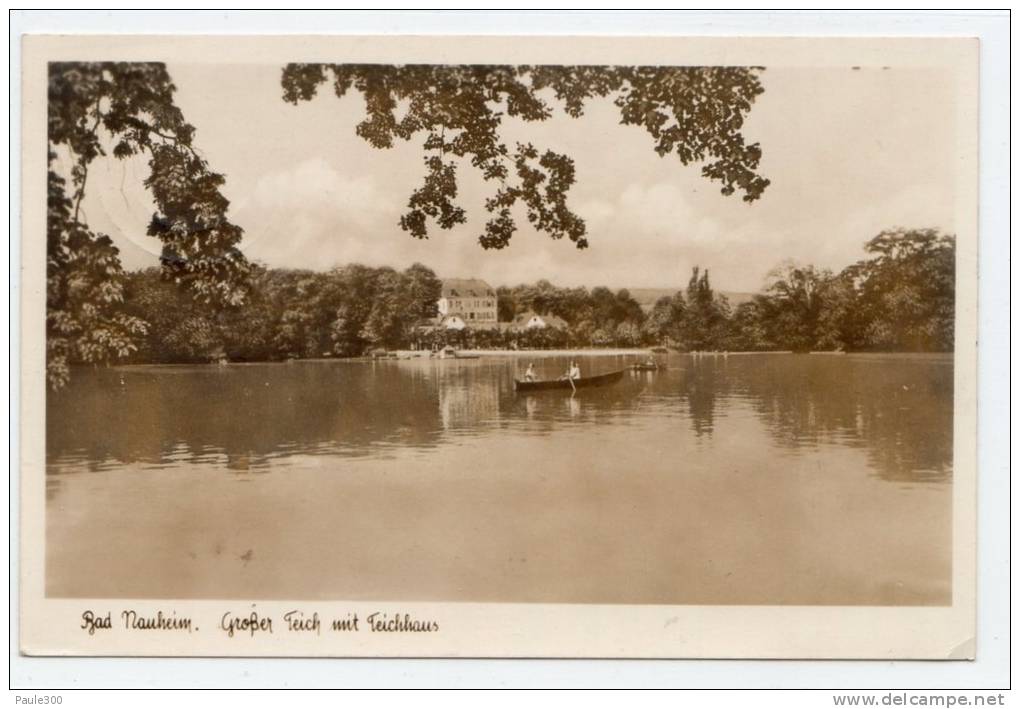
[
  {"x1": 47, "y1": 361, "x2": 448, "y2": 473},
  {"x1": 47, "y1": 353, "x2": 953, "y2": 488},
  {"x1": 671, "y1": 353, "x2": 953, "y2": 483},
  {"x1": 436, "y1": 362, "x2": 502, "y2": 431},
  {"x1": 681, "y1": 355, "x2": 726, "y2": 437},
  {"x1": 45, "y1": 353, "x2": 954, "y2": 604}
]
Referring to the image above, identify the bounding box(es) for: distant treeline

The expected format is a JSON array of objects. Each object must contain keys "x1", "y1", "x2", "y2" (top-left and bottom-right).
[
  {"x1": 118, "y1": 228, "x2": 954, "y2": 363},
  {"x1": 122, "y1": 263, "x2": 444, "y2": 363},
  {"x1": 492, "y1": 228, "x2": 954, "y2": 353}
]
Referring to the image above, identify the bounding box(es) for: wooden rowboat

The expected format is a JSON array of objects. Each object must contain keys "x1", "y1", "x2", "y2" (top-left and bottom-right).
[{"x1": 513, "y1": 369, "x2": 626, "y2": 393}]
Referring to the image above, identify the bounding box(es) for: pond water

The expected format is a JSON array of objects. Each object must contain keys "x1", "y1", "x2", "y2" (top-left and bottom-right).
[{"x1": 46, "y1": 352, "x2": 953, "y2": 605}]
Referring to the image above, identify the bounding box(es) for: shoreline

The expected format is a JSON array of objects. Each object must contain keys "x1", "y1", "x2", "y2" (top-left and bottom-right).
[
  {"x1": 419, "y1": 348, "x2": 650, "y2": 358},
  {"x1": 101, "y1": 348, "x2": 954, "y2": 369}
]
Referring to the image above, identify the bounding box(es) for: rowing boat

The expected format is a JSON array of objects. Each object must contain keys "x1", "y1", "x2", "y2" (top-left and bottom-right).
[{"x1": 513, "y1": 369, "x2": 626, "y2": 392}]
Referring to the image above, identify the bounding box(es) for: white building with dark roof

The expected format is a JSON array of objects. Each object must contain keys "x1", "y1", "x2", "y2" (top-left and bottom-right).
[
  {"x1": 512, "y1": 311, "x2": 569, "y2": 331},
  {"x1": 437, "y1": 278, "x2": 498, "y2": 329}
]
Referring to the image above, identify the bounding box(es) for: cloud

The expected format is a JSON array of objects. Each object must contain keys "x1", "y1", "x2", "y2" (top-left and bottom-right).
[
  {"x1": 232, "y1": 157, "x2": 402, "y2": 268},
  {"x1": 236, "y1": 158, "x2": 385, "y2": 226},
  {"x1": 579, "y1": 182, "x2": 732, "y2": 250}
]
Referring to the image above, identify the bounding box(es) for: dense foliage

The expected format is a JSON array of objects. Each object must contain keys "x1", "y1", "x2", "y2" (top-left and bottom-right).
[
  {"x1": 728, "y1": 230, "x2": 956, "y2": 353},
  {"x1": 281, "y1": 64, "x2": 770, "y2": 250},
  {"x1": 47, "y1": 62, "x2": 250, "y2": 387},
  {"x1": 113, "y1": 229, "x2": 954, "y2": 362},
  {"x1": 121, "y1": 263, "x2": 442, "y2": 363}
]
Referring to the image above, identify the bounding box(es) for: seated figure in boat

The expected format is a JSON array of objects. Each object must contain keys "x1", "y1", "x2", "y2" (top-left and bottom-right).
[
  {"x1": 560, "y1": 361, "x2": 581, "y2": 381},
  {"x1": 523, "y1": 363, "x2": 537, "y2": 382}
]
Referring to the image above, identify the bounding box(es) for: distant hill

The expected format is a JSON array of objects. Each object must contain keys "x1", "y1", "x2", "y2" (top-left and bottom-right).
[{"x1": 627, "y1": 287, "x2": 756, "y2": 312}]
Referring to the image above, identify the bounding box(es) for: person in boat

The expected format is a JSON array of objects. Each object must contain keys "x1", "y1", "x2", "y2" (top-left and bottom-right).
[
  {"x1": 560, "y1": 360, "x2": 581, "y2": 381},
  {"x1": 523, "y1": 363, "x2": 537, "y2": 382}
]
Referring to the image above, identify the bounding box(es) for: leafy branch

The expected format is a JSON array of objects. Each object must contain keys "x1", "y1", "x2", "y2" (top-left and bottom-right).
[
  {"x1": 282, "y1": 64, "x2": 771, "y2": 250},
  {"x1": 46, "y1": 62, "x2": 251, "y2": 387}
]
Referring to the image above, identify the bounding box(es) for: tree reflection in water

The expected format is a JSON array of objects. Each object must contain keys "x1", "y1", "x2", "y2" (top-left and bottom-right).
[
  {"x1": 46, "y1": 360, "x2": 448, "y2": 474},
  {"x1": 676, "y1": 353, "x2": 953, "y2": 483},
  {"x1": 47, "y1": 353, "x2": 953, "y2": 495},
  {"x1": 679, "y1": 354, "x2": 729, "y2": 437}
]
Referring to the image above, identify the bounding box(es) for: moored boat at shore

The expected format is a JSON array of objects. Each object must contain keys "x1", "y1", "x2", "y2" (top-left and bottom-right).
[
  {"x1": 434, "y1": 345, "x2": 480, "y2": 359},
  {"x1": 630, "y1": 362, "x2": 662, "y2": 371}
]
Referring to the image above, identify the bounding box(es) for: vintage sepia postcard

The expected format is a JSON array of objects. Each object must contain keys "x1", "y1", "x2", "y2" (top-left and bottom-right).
[{"x1": 19, "y1": 34, "x2": 978, "y2": 658}]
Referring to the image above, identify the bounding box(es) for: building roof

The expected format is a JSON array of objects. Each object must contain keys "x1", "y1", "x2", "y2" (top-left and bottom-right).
[
  {"x1": 513, "y1": 311, "x2": 569, "y2": 329},
  {"x1": 442, "y1": 278, "x2": 495, "y2": 298},
  {"x1": 417, "y1": 315, "x2": 505, "y2": 332}
]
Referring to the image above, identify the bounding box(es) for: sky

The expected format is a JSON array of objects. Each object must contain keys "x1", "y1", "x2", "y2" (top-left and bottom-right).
[{"x1": 66, "y1": 63, "x2": 958, "y2": 293}]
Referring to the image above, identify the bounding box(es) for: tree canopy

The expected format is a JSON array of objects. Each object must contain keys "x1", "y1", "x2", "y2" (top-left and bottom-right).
[
  {"x1": 725, "y1": 230, "x2": 955, "y2": 353},
  {"x1": 280, "y1": 64, "x2": 770, "y2": 249},
  {"x1": 46, "y1": 62, "x2": 251, "y2": 387},
  {"x1": 110, "y1": 229, "x2": 955, "y2": 364},
  {"x1": 122, "y1": 262, "x2": 442, "y2": 363}
]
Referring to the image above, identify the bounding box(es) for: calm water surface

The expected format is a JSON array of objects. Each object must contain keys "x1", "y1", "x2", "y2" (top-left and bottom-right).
[{"x1": 46, "y1": 353, "x2": 953, "y2": 604}]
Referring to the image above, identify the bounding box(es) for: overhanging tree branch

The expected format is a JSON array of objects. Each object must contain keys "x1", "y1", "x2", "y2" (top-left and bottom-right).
[{"x1": 281, "y1": 64, "x2": 771, "y2": 251}]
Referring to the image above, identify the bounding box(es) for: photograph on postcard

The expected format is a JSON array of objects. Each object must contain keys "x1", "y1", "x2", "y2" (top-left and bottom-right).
[{"x1": 20, "y1": 35, "x2": 978, "y2": 658}]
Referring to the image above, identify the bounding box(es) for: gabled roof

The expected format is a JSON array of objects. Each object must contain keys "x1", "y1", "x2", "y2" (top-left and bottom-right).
[
  {"x1": 442, "y1": 278, "x2": 495, "y2": 298},
  {"x1": 513, "y1": 311, "x2": 569, "y2": 329}
]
